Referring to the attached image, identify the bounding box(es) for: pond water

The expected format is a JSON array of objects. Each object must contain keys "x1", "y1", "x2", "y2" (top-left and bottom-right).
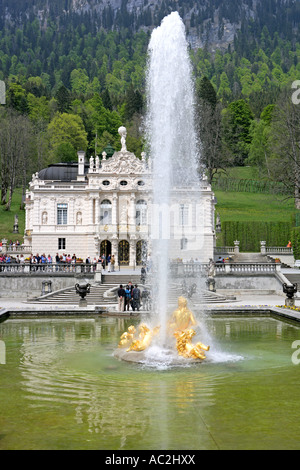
[{"x1": 0, "y1": 314, "x2": 300, "y2": 450}]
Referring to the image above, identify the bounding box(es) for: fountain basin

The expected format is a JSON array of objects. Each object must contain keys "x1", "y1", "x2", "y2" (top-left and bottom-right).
[{"x1": 113, "y1": 347, "x2": 202, "y2": 364}]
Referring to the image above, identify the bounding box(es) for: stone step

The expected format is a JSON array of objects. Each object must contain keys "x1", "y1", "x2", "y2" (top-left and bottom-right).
[
  {"x1": 101, "y1": 275, "x2": 142, "y2": 284},
  {"x1": 30, "y1": 279, "x2": 230, "y2": 306},
  {"x1": 282, "y1": 274, "x2": 300, "y2": 285}
]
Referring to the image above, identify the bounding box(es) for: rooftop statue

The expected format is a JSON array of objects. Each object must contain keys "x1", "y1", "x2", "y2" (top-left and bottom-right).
[{"x1": 118, "y1": 126, "x2": 127, "y2": 152}]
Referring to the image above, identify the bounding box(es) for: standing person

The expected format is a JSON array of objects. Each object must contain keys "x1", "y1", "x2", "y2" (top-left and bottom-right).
[
  {"x1": 132, "y1": 285, "x2": 141, "y2": 311},
  {"x1": 118, "y1": 284, "x2": 125, "y2": 311},
  {"x1": 101, "y1": 253, "x2": 106, "y2": 270},
  {"x1": 111, "y1": 255, "x2": 115, "y2": 272},
  {"x1": 55, "y1": 253, "x2": 60, "y2": 271},
  {"x1": 107, "y1": 254, "x2": 111, "y2": 272},
  {"x1": 125, "y1": 285, "x2": 132, "y2": 311},
  {"x1": 141, "y1": 266, "x2": 147, "y2": 284}
]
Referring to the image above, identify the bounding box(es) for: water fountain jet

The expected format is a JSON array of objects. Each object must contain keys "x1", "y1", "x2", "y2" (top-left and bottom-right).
[{"x1": 114, "y1": 12, "x2": 210, "y2": 365}]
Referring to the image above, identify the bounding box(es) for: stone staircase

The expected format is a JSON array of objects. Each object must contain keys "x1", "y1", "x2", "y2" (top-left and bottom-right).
[
  {"x1": 233, "y1": 252, "x2": 292, "y2": 268},
  {"x1": 28, "y1": 271, "x2": 232, "y2": 307},
  {"x1": 233, "y1": 252, "x2": 270, "y2": 263},
  {"x1": 167, "y1": 281, "x2": 233, "y2": 304},
  {"x1": 28, "y1": 272, "x2": 144, "y2": 306},
  {"x1": 281, "y1": 272, "x2": 300, "y2": 286},
  {"x1": 29, "y1": 282, "x2": 118, "y2": 306}
]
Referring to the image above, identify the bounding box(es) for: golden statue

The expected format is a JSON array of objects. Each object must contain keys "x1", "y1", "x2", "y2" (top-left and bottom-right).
[
  {"x1": 174, "y1": 329, "x2": 210, "y2": 360},
  {"x1": 118, "y1": 325, "x2": 136, "y2": 348},
  {"x1": 127, "y1": 323, "x2": 160, "y2": 352},
  {"x1": 117, "y1": 296, "x2": 210, "y2": 361},
  {"x1": 168, "y1": 296, "x2": 197, "y2": 333}
]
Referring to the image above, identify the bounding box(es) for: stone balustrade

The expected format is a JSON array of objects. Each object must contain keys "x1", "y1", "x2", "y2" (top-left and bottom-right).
[
  {"x1": 215, "y1": 242, "x2": 293, "y2": 256},
  {"x1": 169, "y1": 261, "x2": 280, "y2": 276},
  {"x1": 0, "y1": 262, "x2": 96, "y2": 274},
  {"x1": 0, "y1": 243, "x2": 32, "y2": 255},
  {"x1": 265, "y1": 246, "x2": 293, "y2": 255}
]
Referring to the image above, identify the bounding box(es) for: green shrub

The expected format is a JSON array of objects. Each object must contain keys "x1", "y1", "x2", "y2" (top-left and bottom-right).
[
  {"x1": 221, "y1": 221, "x2": 292, "y2": 252},
  {"x1": 291, "y1": 227, "x2": 300, "y2": 260}
]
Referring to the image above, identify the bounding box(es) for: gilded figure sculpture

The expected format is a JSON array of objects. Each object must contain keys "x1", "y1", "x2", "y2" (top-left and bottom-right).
[
  {"x1": 168, "y1": 296, "x2": 197, "y2": 333},
  {"x1": 117, "y1": 296, "x2": 210, "y2": 361}
]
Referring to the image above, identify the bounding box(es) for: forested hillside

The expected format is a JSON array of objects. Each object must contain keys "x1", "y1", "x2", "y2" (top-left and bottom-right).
[{"x1": 0, "y1": 0, "x2": 300, "y2": 211}]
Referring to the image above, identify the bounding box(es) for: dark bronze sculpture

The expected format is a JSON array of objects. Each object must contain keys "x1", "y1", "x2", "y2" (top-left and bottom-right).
[
  {"x1": 283, "y1": 283, "x2": 297, "y2": 299},
  {"x1": 75, "y1": 281, "x2": 91, "y2": 306}
]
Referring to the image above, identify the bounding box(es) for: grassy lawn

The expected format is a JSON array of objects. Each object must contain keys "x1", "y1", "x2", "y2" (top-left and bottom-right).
[
  {"x1": 213, "y1": 166, "x2": 298, "y2": 223},
  {"x1": 0, "y1": 189, "x2": 25, "y2": 242},
  {"x1": 220, "y1": 166, "x2": 261, "y2": 180},
  {"x1": 213, "y1": 190, "x2": 297, "y2": 223}
]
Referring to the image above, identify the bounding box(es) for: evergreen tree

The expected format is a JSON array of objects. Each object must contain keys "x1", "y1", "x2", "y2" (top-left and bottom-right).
[{"x1": 55, "y1": 85, "x2": 72, "y2": 113}]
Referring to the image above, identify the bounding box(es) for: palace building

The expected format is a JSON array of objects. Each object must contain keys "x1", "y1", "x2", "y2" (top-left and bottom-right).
[{"x1": 24, "y1": 127, "x2": 216, "y2": 266}]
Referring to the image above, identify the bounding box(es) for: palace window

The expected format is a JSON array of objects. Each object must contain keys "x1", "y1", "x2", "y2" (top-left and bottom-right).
[
  {"x1": 100, "y1": 199, "x2": 112, "y2": 224},
  {"x1": 58, "y1": 238, "x2": 66, "y2": 250},
  {"x1": 179, "y1": 204, "x2": 189, "y2": 226},
  {"x1": 57, "y1": 203, "x2": 68, "y2": 225},
  {"x1": 136, "y1": 200, "x2": 147, "y2": 226}
]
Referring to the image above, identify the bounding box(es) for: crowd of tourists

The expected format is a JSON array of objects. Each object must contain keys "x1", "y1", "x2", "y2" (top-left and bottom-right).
[
  {"x1": 0, "y1": 252, "x2": 116, "y2": 270},
  {"x1": 117, "y1": 283, "x2": 141, "y2": 312},
  {"x1": 117, "y1": 282, "x2": 151, "y2": 312}
]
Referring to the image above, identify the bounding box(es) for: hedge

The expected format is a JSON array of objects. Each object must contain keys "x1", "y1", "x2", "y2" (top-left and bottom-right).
[
  {"x1": 220, "y1": 221, "x2": 292, "y2": 252},
  {"x1": 291, "y1": 227, "x2": 300, "y2": 260}
]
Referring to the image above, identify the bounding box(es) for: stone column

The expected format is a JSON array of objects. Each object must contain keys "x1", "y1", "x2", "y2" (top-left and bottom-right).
[
  {"x1": 112, "y1": 193, "x2": 118, "y2": 235},
  {"x1": 130, "y1": 240, "x2": 136, "y2": 268},
  {"x1": 96, "y1": 197, "x2": 100, "y2": 226},
  {"x1": 129, "y1": 193, "x2": 136, "y2": 237},
  {"x1": 112, "y1": 239, "x2": 118, "y2": 267},
  {"x1": 260, "y1": 241, "x2": 266, "y2": 255},
  {"x1": 90, "y1": 197, "x2": 95, "y2": 224}
]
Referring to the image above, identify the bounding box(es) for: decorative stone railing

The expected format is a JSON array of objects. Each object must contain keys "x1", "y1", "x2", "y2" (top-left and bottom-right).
[
  {"x1": 0, "y1": 263, "x2": 96, "y2": 274},
  {"x1": 0, "y1": 244, "x2": 32, "y2": 255},
  {"x1": 265, "y1": 247, "x2": 293, "y2": 255},
  {"x1": 214, "y1": 246, "x2": 235, "y2": 254},
  {"x1": 215, "y1": 242, "x2": 293, "y2": 256},
  {"x1": 220, "y1": 262, "x2": 279, "y2": 273},
  {"x1": 169, "y1": 261, "x2": 280, "y2": 276}
]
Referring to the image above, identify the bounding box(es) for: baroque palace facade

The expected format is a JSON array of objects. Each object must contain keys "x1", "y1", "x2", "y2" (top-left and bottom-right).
[{"x1": 24, "y1": 127, "x2": 216, "y2": 267}]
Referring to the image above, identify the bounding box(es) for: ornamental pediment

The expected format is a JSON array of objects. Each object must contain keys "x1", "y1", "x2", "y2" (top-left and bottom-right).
[{"x1": 101, "y1": 150, "x2": 147, "y2": 175}]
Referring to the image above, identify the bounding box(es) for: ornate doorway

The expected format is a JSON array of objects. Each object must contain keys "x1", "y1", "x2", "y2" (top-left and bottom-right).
[
  {"x1": 118, "y1": 240, "x2": 130, "y2": 265},
  {"x1": 136, "y1": 240, "x2": 147, "y2": 266},
  {"x1": 100, "y1": 240, "x2": 112, "y2": 259}
]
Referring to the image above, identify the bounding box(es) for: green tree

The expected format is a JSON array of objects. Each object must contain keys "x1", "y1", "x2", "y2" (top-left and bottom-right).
[
  {"x1": 70, "y1": 68, "x2": 89, "y2": 95},
  {"x1": 123, "y1": 84, "x2": 144, "y2": 121},
  {"x1": 222, "y1": 99, "x2": 254, "y2": 165},
  {"x1": 55, "y1": 142, "x2": 77, "y2": 162},
  {"x1": 6, "y1": 83, "x2": 29, "y2": 114},
  {"x1": 47, "y1": 112, "x2": 88, "y2": 161},
  {"x1": 196, "y1": 76, "x2": 228, "y2": 183},
  {"x1": 55, "y1": 85, "x2": 72, "y2": 113}
]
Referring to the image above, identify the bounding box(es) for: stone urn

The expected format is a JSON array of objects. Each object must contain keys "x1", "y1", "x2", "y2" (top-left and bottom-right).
[
  {"x1": 75, "y1": 281, "x2": 91, "y2": 307},
  {"x1": 283, "y1": 283, "x2": 297, "y2": 307}
]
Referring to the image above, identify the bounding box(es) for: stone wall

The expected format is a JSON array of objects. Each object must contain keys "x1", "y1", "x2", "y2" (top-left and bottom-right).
[
  {"x1": 0, "y1": 274, "x2": 89, "y2": 299},
  {"x1": 215, "y1": 272, "x2": 286, "y2": 296}
]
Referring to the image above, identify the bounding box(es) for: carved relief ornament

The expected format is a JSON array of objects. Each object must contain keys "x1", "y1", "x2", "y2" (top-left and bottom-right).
[{"x1": 100, "y1": 151, "x2": 147, "y2": 175}]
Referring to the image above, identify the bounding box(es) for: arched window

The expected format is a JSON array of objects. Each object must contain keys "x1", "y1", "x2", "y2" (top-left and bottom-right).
[
  {"x1": 136, "y1": 200, "x2": 147, "y2": 226},
  {"x1": 100, "y1": 199, "x2": 112, "y2": 224}
]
